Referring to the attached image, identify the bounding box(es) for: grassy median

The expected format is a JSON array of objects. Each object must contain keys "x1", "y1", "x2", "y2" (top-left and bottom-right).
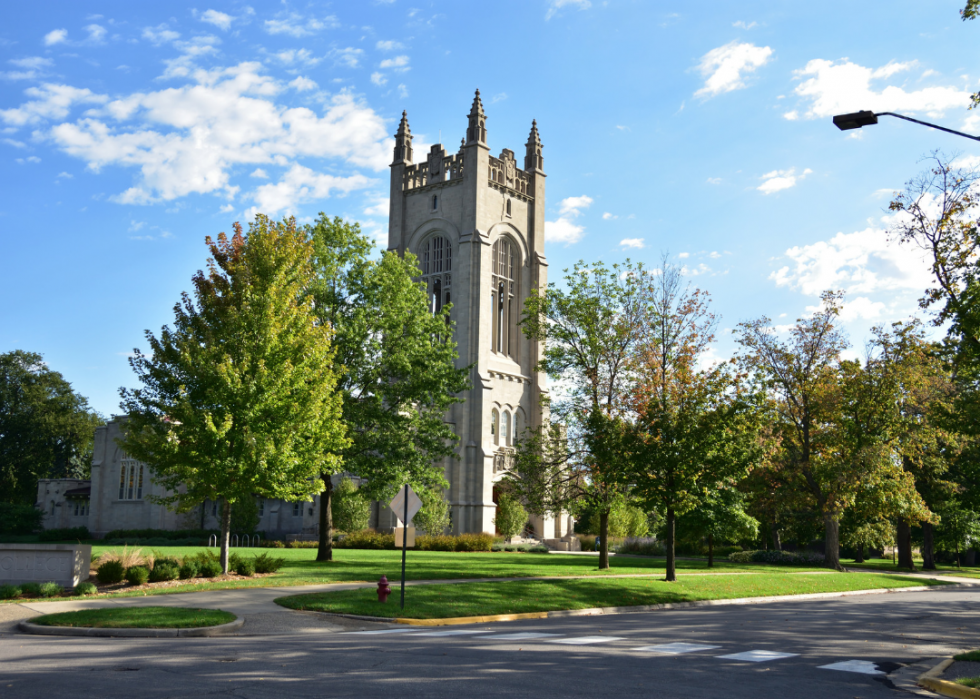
[
  {"x1": 32, "y1": 606, "x2": 236, "y2": 628},
  {"x1": 275, "y1": 571, "x2": 944, "y2": 619}
]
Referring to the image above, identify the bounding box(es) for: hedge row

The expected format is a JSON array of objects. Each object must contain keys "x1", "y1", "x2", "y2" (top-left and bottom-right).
[{"x1": 728, "y1": 549, "x2": 826, "y2": 565}]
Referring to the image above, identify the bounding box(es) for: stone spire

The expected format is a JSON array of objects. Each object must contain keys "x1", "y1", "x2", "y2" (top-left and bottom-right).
[
  {"x1": 392, "y1": 110, "x2": 413, "y2": 165},
  {"x1": 524, "y1": 119, "x2": 543, "y2": 172},
  {"x1": 465, "y1": 89, "x2": 487, "y2": 145}
]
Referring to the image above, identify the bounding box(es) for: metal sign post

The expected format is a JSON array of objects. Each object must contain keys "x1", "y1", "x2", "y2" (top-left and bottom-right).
[{"x1": 388, "y1": 484, "x2": 421, "y2": 611}]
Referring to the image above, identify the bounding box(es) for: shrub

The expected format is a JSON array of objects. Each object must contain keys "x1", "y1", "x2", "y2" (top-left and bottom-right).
[
  {"x1": 253, "y1": 553, "x2": 286, "y2": 574},
  {"x1": 728, "y1": 550, "x2": 825, "y2": 566},
  {"x1": 0, "y1": 503, "x2": 43, "y2": 535},
  {"x1": 0, "y1": 584, "x2": 22, "y2": 599},
  {"x1": 154, "y1": 556, "x2": 182, "y2": 569},
  {"x1": 199, "y1": 560, "x2": 224, "y2": 578},
  {"x1": 493, "y1": 494, "x2": 529, "y2": 540},
  {"x1": 266, "y1": 540, "x2": 286, "y2": 548},
  {"x1": 38, "y1": 526, "x2": 90, "y2": 542},
  {"x1": 75, "y1": 582, "x2": 98, "y2": 596},
  {"x1": 616, "y1": 538, "x2": 666, "y2": 557},
  {"x1": 455, "y1": 533, "x2": 493, "y2": 552},
  {"x1": 418, "y1": 534, "x2": 457, "y2": 552},
  {"x1": 334, "y1": 529, "x2": 395, "y2": 550},
  {"x1": 20, "y1": 582, "x2": 43, "y2": 597},
  {"x1": 414, "y1": 489, "x2": 451, "y2": 536},
  {"x1": 331, "y1": 478, "x2": 370, "y2": 534},
  {"x1": 36, "y1": 582, "x2": 62, "y2": 598},
  {"x1": 286, "y1": 540, "x2": 318, "y2": 548},
  {"x1": 96, "y1": 559, "x2": 126, "y2": 585},
  {"x1": 179, "y1": 561, "x2": 200, "y2": 579},
  {"x1": 149, "y1": 561, "x2": 180, "y2": 582},
  {"x1": 233, "y1": 557, "x2": 256, "y2": 576},
  {"x1": 125, "y1": 566, "x2": 150, "y2": 585}
]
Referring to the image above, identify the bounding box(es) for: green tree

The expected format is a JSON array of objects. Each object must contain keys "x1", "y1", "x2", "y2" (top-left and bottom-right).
[
  {"x1": 585, "y1": 495, "x2": 650, "y2": 538},
  {"x1": 514, "y1": 260, "x2": 651, "y2": 569},
  {"x1": 675, "y1": 488, "x2": 758, "y2": 567},
  {"x1": 120, "y1": 216, "x2": 348, "y2": 573},
  {"x1": 628, "y1": 259, "x2": 762, "y2": 581},
  {"x1": 0, "y1": 350, "x2": 104, "y2": 505},
  {"x1": 307, "y1": 215, "x2": 470, "y2": 561},
  {"x1": 230, "y1": 497, "x2": 260, "y2": 535},
  {"x1": 414, "y1": 488, "x2": 451, "y2": 536},
  {"x1": 493, "y1": 493, "x2": 529, "y2": 540},
  {"x1": 331, "y1": 477, "x2": 371, "y2": 533}
]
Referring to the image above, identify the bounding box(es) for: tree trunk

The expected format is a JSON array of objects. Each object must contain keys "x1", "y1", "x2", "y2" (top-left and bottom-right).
[
  {"x1": 598, "y1": 509, "x2": 610, "y2": 570},
  {"x1": 854, "y1": 543, "x2": 865, "y2": 564},
  {"x1": 824, "y1": 513, "x2": 843, "y2": 571},
  {"x1": 316, "y1": 473, "x2": 334, "y2": 562},
  {"x1": 771, "y1": 522, "x2": 781, "y2": 551},
  {"x1": 707, "y1": 533, "x2": 714, "y2": 568},
  {"x1": 897, "y1": 519, "x2": 915, "y2": 570},
  {"x1": 220, "y1": 498, "x2": 232, "y2": 574},
  {"x1": 666, "y1": 508, "x2": 676, "y2": 582},
  {"x1": 921, "y1": 522, "x2": 936, "y2": 570}
]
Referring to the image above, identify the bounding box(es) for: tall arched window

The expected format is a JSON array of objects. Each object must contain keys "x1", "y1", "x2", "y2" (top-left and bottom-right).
[
  {"x1": 502, "y1": 410, "x2": 511, "y2": 446},
  {"x1": 491, "y1": 409, "x2": 499, "y2": 446},
  {"x1": 506, "y1": 199, "x2": 512, "y2": 216},
  {"x1": 514, "y1": 409, "x2": 524, "y2": 444},
  {"x1": 421, "y1": 235, "x2": 452, "y2": 314},
  {"x1": 491, "y1": 237, "x2": 518, "y2": 359}
]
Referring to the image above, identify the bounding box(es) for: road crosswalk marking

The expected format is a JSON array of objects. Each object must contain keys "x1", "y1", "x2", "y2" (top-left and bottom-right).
[
  {"x1": 717, "y1": 650, "x2": 798, "y2": 662},
  {"x1": 547, "y1": 636, "x2": 626, "y2": 645},
  {"x1": 483, "y1": 633, "x2": 564, "y2": 640},
  {"x1": 414, "y1": 630, "x2": 494, "y2": 637},
  {"x1": 633, "y1": 643, "x2": 721, "y2": 655},
  {"x1": 346, "y1": 629, "x2": 419, "y2": 635},
  {"x1": 818, "y1": 660, "x2": 884, "y2": 675}
]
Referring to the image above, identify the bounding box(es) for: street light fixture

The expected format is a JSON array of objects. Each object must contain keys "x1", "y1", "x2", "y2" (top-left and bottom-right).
[{"x1": 832, "y1": 110, "x2": 980, "y2": 142}]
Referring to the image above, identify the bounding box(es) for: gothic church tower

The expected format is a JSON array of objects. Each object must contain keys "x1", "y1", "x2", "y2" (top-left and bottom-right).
[{"x1": 387, "y1": 91, "x2": 566, "y2": 538}]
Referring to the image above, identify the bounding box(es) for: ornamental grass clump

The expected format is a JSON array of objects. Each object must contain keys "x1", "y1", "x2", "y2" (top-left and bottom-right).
[{"x1": 125, "y1": 566, "x2": 150, "y2": 585}]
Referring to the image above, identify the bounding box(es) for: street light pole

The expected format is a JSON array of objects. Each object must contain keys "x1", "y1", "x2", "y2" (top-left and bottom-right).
[{"x1": 832, "y1": 110, "x2": 980, "y2": 142}]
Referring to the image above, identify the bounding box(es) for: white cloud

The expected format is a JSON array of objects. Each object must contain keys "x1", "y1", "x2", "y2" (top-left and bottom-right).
[
  {"x1": 758, "y1": 167, "x2": 812, "y2": 195},
  {"x1": 200, "y1": 10, "x2": 234, "y2": 31},
  {"x1": 264, "y1": 14, "x2": 338, "y2": 37},
  {"x1": 0, "y1": 83, "x2": 108, "y2": 127},
  {"x1": 397, "y1": 84, "x2": 408, "y2": 99},
  {"x1": 681, "y1": 263, "x2": 710, "y2": 276},
  {"x1": 838, "y1": 296, "x2": 886, "y2": 322},
  {"x1": 85, "y1": 24, "x2": 107, "y2": 43},
  {"x1": 3, "y1": 138, "x2": 27, "y2": 148},
  {"x1": 363, "y1": 195, "x2": 389, "y2": 216},
  {"x1": 678, "y1": 252, "x2": 690, "y2": 258},
  {"x1": 16, "y1": 155, "x2": 41, "y2": 164},
  {"x1": 2, "y1": 56, "x2": 55, "y2": 80},
  {"x1": 491, "y1": 92, "x2": 507, "y2": 104},
  {"x1": 371, "y1": 72, "x2": 387, "y2": 86},
  {"x1": 620, "y1": 238, "x2": 644, "y2": 249},
  {"x1": 56, "y1": 171, "x2": 72, "y2": 178},
  {"x1": 23, "y1": 63, "x2": 388, "y2": 204},
  {"x1": 546, "y1": 0, "x2": 591, "y2": 21},
  {"x1": 43, "y1": 29, "x2": 68, "y2": 46},
  {"x1": 128, "y1": 220, "x2": 145, "y2": 231},
  {"x1": 783, "y1": 110, "x2": 799, "y2": 120},
  {"x1": 709, "y1": 251, "x2": 721, "y2": 259},
  {"x1": 602, "y1": 212, "x2": 617, "y2": 220},
  {"x1": 250, "y1": 168, "x2": 268, "y2": 179},
  {"x1": 272, "y1": 49, "x2": 320, "y2": 67},
  {"x1": 247, "y1": 163, "x2": 373, "y2": 217},
  {"x1": 695, "y1": 41, "x2": 772, "y2": 98},
  {"x1": 288, "y1": 76, "x2": 317, "y2": 91},
  {"x1": 330, "y1": 48, "x2": 363, "y2": 69},
  {"x1": 559, "y1": 195, "x2": 593, "y2": 216},
  {"x1": 142, "y1": 24, "x2": 180, "y2": 46},
  {"x1": 706, "y1": 177, "x2": 722, "y2": 185},
  {"x1": 790, "y1": 58, "x2": 970, "y2": 119},
  {"x1": 379, "y1": 55, "x2": 410, "y2": 71},
  {"x1": 733, "y1": 20, "x2": 757, "y2": 29},
  {"x1": 376, "y1": 40, "x2": 404, "y2": 51},
  {"x1": 545, "y1": 217, "x2": 585, "y2": 245},
  {"x1": 769, "y1": 226, "x2": 934, "y2": 298}
]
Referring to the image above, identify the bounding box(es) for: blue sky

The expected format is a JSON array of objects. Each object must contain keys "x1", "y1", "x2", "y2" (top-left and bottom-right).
[{"x1": 2, "y1": 0, "x2": 978, "y2": 416}]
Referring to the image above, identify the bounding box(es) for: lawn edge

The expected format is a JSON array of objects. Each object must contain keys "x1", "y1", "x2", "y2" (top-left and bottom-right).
[
  {"x1": 919, "y1": 658, "x2": 980, "y2": 699},
  {"x1": 282, "y1": 582, "x2": 941, "y2": 626},
  {"x1": 18, "y1": 616, "x2": 243, "y2": 638}
]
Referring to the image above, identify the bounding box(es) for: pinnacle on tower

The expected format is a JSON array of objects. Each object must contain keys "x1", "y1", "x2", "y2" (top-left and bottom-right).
[
  {"x1": 466, "y1": 89, "x2": 487, "y2": 145},
  {"x1": 393, "y1": 110, "x2": 413, "y2": 165},
  {"x1": 525, "y1": 119, "x2": 543, "y2": 172}
]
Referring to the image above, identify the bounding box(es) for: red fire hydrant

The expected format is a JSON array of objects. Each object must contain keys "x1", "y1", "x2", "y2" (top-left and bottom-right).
[{"x1": 377, "y1": 575, "x2": 392, "y2": 603}]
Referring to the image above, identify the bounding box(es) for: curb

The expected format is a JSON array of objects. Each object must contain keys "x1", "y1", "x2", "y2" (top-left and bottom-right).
[
  {"x1": 18, "y1": 617, "x2": 244, "y2": 638},
  {"x1": 919, "y1": 658, "x2": 980, "y2": 699},
  {"x1": 289, "y1": 583, "x2": 937, "y2": 627}
]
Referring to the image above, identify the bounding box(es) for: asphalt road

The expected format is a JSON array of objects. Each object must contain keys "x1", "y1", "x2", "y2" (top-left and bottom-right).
[{"x1": 1, "y1": 586, "x2": 977, "y2": 698}]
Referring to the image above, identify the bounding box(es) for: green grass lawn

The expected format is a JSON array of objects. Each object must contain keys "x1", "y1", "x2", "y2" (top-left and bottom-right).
[
  {"x1": 32, "y1": 606, "x2": 236, "y2": 628},
  {"x1": 842, "y1": 558, "x2": 980, "y2": 578},
  {"x1": 275, "y1": 571, "x2": 944, "y2": 619}
]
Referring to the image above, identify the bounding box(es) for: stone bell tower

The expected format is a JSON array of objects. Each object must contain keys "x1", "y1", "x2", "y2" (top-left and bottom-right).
[{"x1": 387, "y1": 91, "x2": 567, "y2": 539}]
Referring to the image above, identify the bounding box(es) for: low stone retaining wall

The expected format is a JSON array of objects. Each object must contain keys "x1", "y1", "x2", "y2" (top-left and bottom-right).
[{"x1": 0, "y1": 543, "x2": 91, "y2": 589}]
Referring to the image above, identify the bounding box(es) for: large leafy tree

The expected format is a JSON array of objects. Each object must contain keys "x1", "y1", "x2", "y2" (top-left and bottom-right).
[
  {"x1": 627, "y1": 260, "x2": 762, "y2": 580},
  {"x1": 120, "y1": 216, "x2": 347, "y2": 573},
  {"x1": 0, "y1": 351, "x2": 103, "y2": 505},
  {"x1": 307, "y1": 215, "x2": 469, "y2": 561},
  {"x1": 514, "y1": 260, "x2": 650, "y2": 569}
]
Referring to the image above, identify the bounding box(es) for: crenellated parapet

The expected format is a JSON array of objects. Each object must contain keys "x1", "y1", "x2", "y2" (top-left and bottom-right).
[
  {"x1": 488, "y1": 149, "x2": 533, "y2": 200},
  {"x1": 403, "y1": 145, "x2": 465, "y2": 192}
]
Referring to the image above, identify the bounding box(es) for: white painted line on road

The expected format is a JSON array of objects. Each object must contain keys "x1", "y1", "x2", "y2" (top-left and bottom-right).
[
  {"x1": 547, "y1": 636, "x2": 626, "y2": 645},
  {"x1": 633, "y1": 643, "x2": 721, "y2": 655},
  {"x1": 346, "y1": 629, "x2": 420, "y2": 635},
  {"x1": 414, "y1": 630, "x2": 494, "y2": 637},
  {"x1": 818, "y1": 660, "x2": 884, "y2": 675},
  {"x1": 717, "y1": 650, "x2": 798, "y2": 662},
  {"x1": 483, "y1": 633, "x2": 563, "y2": 640}
]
